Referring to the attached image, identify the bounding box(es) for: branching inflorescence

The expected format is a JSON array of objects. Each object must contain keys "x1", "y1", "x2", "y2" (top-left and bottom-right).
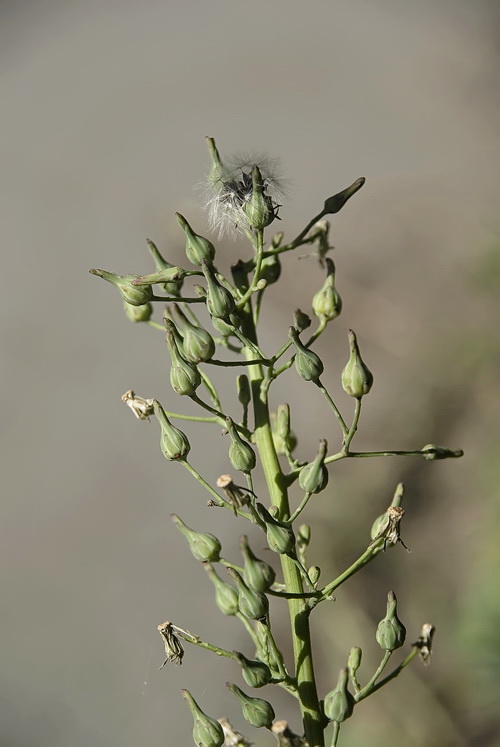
[{"x1": 91, "y1": 138, "x2": 463, "y2": 747}]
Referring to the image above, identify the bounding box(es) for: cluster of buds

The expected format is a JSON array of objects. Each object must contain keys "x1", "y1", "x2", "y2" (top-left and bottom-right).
[{"x1": 91, "y1": 137, "x2": 463, "y2": 747}]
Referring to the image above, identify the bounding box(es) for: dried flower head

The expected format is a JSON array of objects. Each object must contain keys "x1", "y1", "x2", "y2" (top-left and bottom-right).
[
  {"x1": 370, "y1": 505, "x2": 410, "y2": 552},
  {"x1": 203, "y1": 147, "x2": 288, "y2": 238},
  {"x1": 121, "y1": 390, "x2": 154, "y2": 420},
  {"x1": 413, "y1": 623, "x2": 436, "y2": 666},
  {"x1": 157, "y1": 621, "x2": 184, "y2": 668},
  {"x1": 218, "y1": 717, "x2": 253, "y2": 746}
]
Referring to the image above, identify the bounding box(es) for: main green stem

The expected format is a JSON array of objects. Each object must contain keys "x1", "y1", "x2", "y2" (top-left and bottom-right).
[{"x1": 241, "y1": 305, "x2": 324, "y2": 747}]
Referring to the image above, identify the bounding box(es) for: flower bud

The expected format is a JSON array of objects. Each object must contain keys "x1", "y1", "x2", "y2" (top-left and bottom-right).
[
  {"x1": 173, "y1": 304, "x2": 215, "y2": 363},
  {"x1": 227, "y1": 568, "x2": 268, "y2": 621},
  {"x1": 202, "y1": 260, "x2": 236, "y2": 320},
  {"x1": 182, "y1": 689, "x2": 225, "y2": 747},
  {"x1": 171, "y1": 514, "x2": 221, "y2": 563},
  {"x1": 260, "y1": 253, "x2": 281, "y2": 285},
  {"x1": 226, "y1": 417, "x2": 256, "y2": 473},
  {"x1": 272, "y1": 403, "x2": 297, "y2": 455},
  {"x1": 293, "y1": 309, "x2": 311, "y2": 333},
  {"x1": 254, "y1": 620, "x2": 283, "y2": 672},
  {"x1": 312, "y1": 258, "x2": 342, "y2": 321},
  {"x1": 204, "y1": 563, "x2": 239, "y2": 616},
  {"x1": 323, "y1": 177, "x2": 365, "y2": 215},
  {"x1": 176, "y1": 213, "x2": 216, "y2": 266},
  {"x1": 298, "y1": 439, "x2": 329, "y2": 494},
  {"x1": 324, "y1": 668, "x2": 355, "y2": 723},
  {"x1": 234, "y1": 651, "x2": 272, "y2": 688},
  {"x1": 240, "y1": 535, "x2": 276, "y2": 592},
  {"x1": 341, "y1": 329, "x2": 373, "y2": 398},
  {"x1": 89, "y1": 268, "x2": 153, "y2": 306},
  {"x1": 421, "y1": 444, "x2": 464, "y2": 460},
  {"x1": 153, "y1": 400, "x2": 190, "y2": 460},
  {"x1": 376, "y1": 591, "x2": 406, "y2": 651},
  {"x1": 206, "y1": 136, "x2": 226, "y2": 187},
  {"x1": 298, "y1": 524, "x2": 311, "y2": 547},
  {"x1": 123, "y1": 300, "x2": 153, "y2": 323},
  {"x1": 237, "y1": 375, "x2": 251, "y2": 409},
  {"x1": 308, "y1": 566, "x2": 321, "y2": 586},
  {"x1": 256, "y1": 503, "x2": 295, "y2": 555},
  {"x1": 132, "y1": 267, "x2": 187, "y2": 286},
  {"x1": 243, "y1": 165, "x2": 276, "y2": 231},
  {"x1": 165, "y1": 330, "x2": 201, "y2": 396},
  {"x1": 146, "y1": 238, "x2": 184, "y2": 295},
  {"x1": 347, "y1": 646, "x2": 362, "y2": 677},
  {"x1": 226, "y1": 683, "x2": 275, "y2": 729},
  {"x1": 289, "y1": 327, "x2": 324, "y2": 382}
]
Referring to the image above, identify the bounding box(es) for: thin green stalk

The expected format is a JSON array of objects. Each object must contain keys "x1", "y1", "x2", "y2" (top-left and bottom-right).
[
  {"x1": 172, "y1": 624, "x2": 237, "y2": 660},
  {"x1": 342, "y1": 397, "x2": 362, "y2": 452},
  {"x1": 198, "y1": 369, "x2": 222, "y2": 409},
  {"x1": 287, "y1": 492, "x2": 313, "y2": 525},
  {"x1": 330, "y1": 721, "x2": 341, "y2": 747},
  {"x1": 237, "y1": 229, "x2": 265, "y2": 308},
  {"x1": 357, "y1": 648, "x2": 419, "y2": 700},
  {"x1": 316, "y1": 381, "x2": 349, "y2": 437},
  {"x1": 315, "y1": 544, "x2": 377, "y2": 606},
  {"x1": 355, "y1": 651, "x2": 392, "y2": 700}
]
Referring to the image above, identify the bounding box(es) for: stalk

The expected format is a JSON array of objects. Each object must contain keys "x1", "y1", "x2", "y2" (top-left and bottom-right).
[{"x1": 241, "y1": 301, "x2": 324, "y2": 747}]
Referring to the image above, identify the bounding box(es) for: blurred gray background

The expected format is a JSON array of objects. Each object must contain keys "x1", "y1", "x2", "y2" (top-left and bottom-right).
[{"x1": 2, "y1": 1, "x2": 500, "y2": 745}]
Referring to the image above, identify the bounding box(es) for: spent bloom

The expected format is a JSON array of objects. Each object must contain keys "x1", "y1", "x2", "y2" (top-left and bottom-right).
[{"x1": 202, "y1": 137, "x2": 288, "y2": 237}]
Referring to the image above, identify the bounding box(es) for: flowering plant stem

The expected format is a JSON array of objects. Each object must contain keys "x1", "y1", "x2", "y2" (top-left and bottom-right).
[{"x1": 92, "y1": 138, "x2": 463, "y2": 747}]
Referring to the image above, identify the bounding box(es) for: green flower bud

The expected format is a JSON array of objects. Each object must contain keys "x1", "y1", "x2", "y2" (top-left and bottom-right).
[
  {"x1": 182, "y1": 689, "x2": 225, "y2": 747},
  {"x1": 341, "y1": 329, "x2": 373, "y2": 398},
  {"x1": 171, "y1": 514, "x2": 221, "y2": 563},
  {"x1": 298, "y1": 524, "x2": 311, "y2": 547},
  {"x1": 89, "y1": 268, "x2": 153, "y2": 306},
  {"x1": 176, "y1": 213, "x2": 216, "y2": 266},
  {"x1": 204, "y1": 563, "x2": 239, "y2": 616},
  {"x1": 243, "y1": 165, "x2": 276, "y2": 231},
  {"x1": 324, "y1": 668, "x2": 355, "y2": 723},
  {"x1": 308, "y1": 566, "x2": 321, "y2": 586},
  {"x1": 206, "y1": 136, "x2": 226, "y2": 187},
  {"x1": 227, "y1": 683, "x2": 275, "y2": 729},
  {"x1": 240, "y1": 535, "x2": 276, "y2": 593},
  {"x1": 165, "y1": 330, "x2": 201, "y2": 396},
  {"x1": 226, "y1": 417, "x2": 256, "y2": 473},
  {"x1": 202, "y1": 261, "x2": 236, "y2": 321},
  {"x1": 227, "y1": 568, "x2": 269, "y2": 620},
  {"x1": 146, "y1": 238, "x2": 184, "y2": 295},
  {"x1": 294, "y1": 308, "x2": 311, "y2": 333},
  {"x1": 254, "y1": 621, "x2": 283, "y2": 672},
  {"x1": 298, "y1": 439, "x2": 329, "y2": 494},
  {"x1": 237, "y1": 375, "x2": 251, "y2": 409},
  {"x1": 260, "y1": 253, "x2": 281, "y2": 286},
  {"x1": 347, "y1": 646, "x2": 362, "y2": 677},
  {"x1": 123, "y1": 300, "x2": 153, "y2": 323},
  {"x1": 234, "y1": 651, "x2": 272, "y2": 688},
  {"x1": 272, "y1": 403, "x2": 297, "y2": 456},
  {"x1": 256, "y1": 503, "x2": 295, "y2": 555},
  {"x1": 421, "y1": 444, "x2": 464, "y2": 460},
  {"x1": 289, "y1": 327, "x2": 324, "y2": 382},
  {"x1": 173, "y1": 304, "x2": 215, "y2": 363},
  {"x1": 132, "y1": 267, "x2": 187, "y2": 286},
  {"x1": 312, "y1": 258, "x2": 342, "y2": 321},
  {"x1": 323, "y1": 177, "x2": 365, "y2": 215},
  {"x1": 376, "y1": 591, "x2": 406, "y2": 651},
  {"x1": 153, "y1": 400, "x2": 190, "y2": 461}
]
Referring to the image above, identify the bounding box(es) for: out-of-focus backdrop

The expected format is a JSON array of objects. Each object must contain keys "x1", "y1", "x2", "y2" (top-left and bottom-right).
[{"x1": 2, "y1": 1, "x2": 500, "y2": 745}]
